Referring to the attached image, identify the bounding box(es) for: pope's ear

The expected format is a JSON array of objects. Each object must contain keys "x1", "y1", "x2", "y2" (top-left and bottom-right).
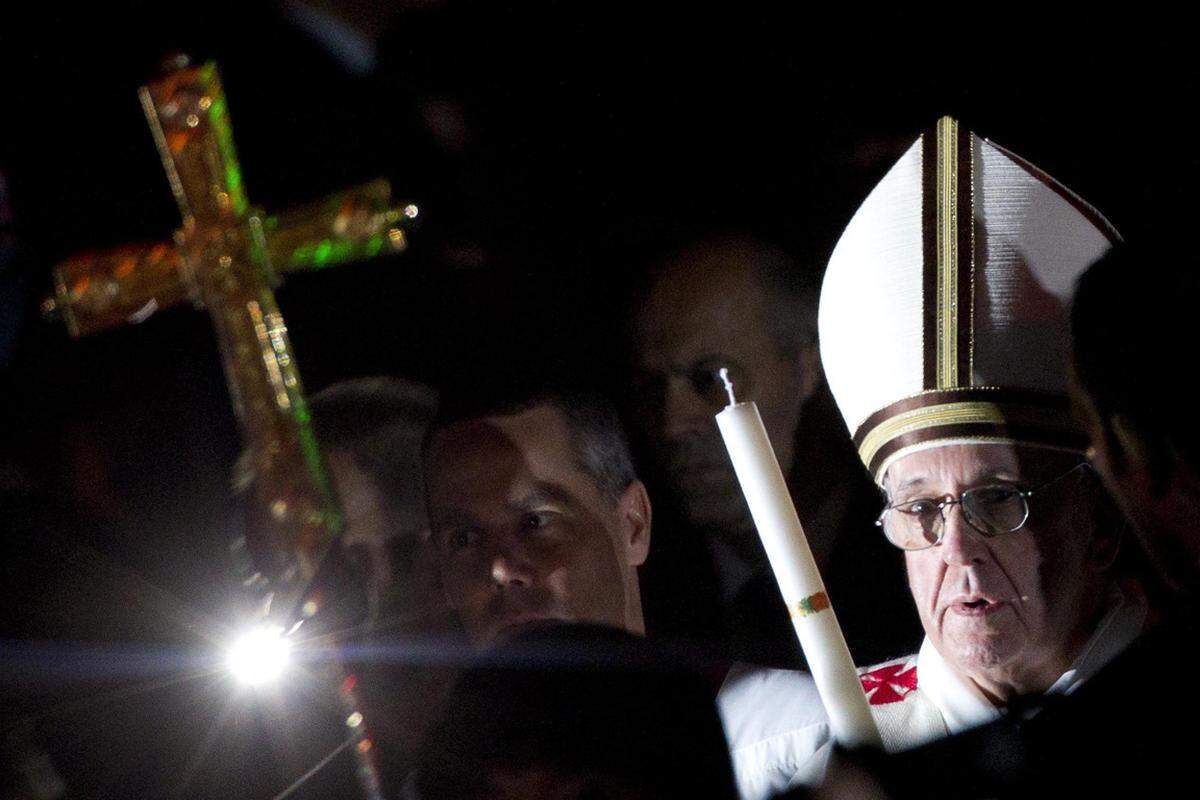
[
  {"x1": 1078, "y1": 462, "x2": 1124, "y2": 573},
  {"x1": 1088, "y1": 516, "x2": 1123, "y2": 573},
  {"x1": 617, "y1": 479, "x2": 652, "y2": 567}
]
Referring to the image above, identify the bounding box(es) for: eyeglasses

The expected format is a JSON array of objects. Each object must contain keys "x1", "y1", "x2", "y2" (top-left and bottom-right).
[
  {"x1": 875, "y1": 462, "x2": 1092, "y2": 551},
  {"x1": 686, "y1": 358, "x2": 750, "y2": 408},
  {"x1": 633, "y1": 357, "x2": 751, "y2": 409}
]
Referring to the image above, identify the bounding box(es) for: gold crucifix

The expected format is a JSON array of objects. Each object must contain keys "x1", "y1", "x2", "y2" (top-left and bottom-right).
[
  {"x1": 47, "y1": 57, "x2": 411, "y2": 799},
  {"x1": 47, "y1": 56, "x2": 415, "y2": 624}
]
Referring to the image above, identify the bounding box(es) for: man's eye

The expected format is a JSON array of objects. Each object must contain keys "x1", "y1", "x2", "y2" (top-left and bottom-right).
[
  {"x1": 689, "y1": 357, "x2": 748, "y2": 406},
  {"x1": 902, "y1": 499, "x2": 938, "y2": 516},
  {"x1": 444, "y1": 528, "x2": 479, "y2": 551},
  {"x1": 973, "y1": 486, "x2": 1022, "y2": 506},
  {"x1": 521, "y1": 511, "x2": 555, "y2": 531}
]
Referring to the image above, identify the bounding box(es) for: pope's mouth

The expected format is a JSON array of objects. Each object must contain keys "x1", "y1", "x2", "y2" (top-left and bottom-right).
[{"x1": 950, "y1": 598, "x2": 1006, "y2": 617}]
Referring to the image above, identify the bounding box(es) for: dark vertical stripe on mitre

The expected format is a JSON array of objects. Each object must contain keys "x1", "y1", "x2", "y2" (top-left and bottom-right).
[{"x1": 921, "y1": 129, "x2": 938, "y2": 389}]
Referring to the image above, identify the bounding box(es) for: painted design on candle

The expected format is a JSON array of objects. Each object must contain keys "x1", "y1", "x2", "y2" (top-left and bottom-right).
[{"x1": 788, "y1": 591, "x2": 831, "y2": 619}]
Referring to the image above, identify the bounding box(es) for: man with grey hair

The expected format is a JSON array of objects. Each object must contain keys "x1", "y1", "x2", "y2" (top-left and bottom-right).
[
  {"x1": 423, "y1": 386, "x2": 652, "y2": 648},
  {"x1": 628, "y1": 232, "x2": 917, "y2": 667},
  {"x1": 306, "y1": 376, "x2": 463, "y2": 793},
  {"x1": 309, "y1": 375, "x2": 449, "y2": 635}
]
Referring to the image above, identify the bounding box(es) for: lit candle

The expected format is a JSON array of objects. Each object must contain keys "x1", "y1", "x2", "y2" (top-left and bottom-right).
[{"x1": 715, "y1": 369, "x2": 881, "y2": 750}]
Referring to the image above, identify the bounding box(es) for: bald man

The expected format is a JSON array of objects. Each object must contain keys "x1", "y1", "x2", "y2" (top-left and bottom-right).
[{"x1": 628, "y1": 233, "x2": 918, "y2": 667}]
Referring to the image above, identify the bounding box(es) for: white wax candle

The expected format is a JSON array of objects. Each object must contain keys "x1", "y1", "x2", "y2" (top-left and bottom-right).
[{"x1": 715, "y1": 375, "x2": 881, "y2": 750}]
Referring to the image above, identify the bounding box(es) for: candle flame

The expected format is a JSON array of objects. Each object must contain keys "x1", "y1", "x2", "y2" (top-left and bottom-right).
[{"x1": 718, "y1": 367, "x2": 737, "y2": 406}]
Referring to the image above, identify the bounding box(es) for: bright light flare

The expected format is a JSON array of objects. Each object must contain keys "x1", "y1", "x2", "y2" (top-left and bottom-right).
[{"x1": 226, "y1": 625, "x2": 291, "y2": 686}]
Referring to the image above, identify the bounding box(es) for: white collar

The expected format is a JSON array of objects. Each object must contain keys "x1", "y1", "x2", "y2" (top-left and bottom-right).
[
  {"x1": 916, "y1": 636, "x2": 1001, "y2": 734},
  {"x1": 916, "y1": 583, "x2": 1147, "y2": 733}
]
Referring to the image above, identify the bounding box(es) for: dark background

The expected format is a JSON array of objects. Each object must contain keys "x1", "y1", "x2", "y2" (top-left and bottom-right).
[{"x1": 0, "y1": 3, "x2": 1193, "y2": 798}]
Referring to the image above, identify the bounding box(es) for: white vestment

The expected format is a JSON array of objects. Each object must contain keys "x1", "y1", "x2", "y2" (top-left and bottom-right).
[{"x1": 718, "y1": 586, "x2": 1146, "y2": 800}]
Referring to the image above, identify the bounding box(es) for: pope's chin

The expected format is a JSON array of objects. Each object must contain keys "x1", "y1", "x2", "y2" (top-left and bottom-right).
[{"x1": 937, "y1": 611, "x2": 1025, "y2": 673}]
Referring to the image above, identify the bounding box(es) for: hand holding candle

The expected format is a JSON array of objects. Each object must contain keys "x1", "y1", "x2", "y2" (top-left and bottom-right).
[{"x1": 715, "y1": 369, "x2": 882, "y2": 750}]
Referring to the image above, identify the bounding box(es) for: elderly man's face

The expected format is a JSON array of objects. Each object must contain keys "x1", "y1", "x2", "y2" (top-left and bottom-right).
[
  {"x1": 426, "y1": 406, "x2": 651, "y2": 647},
  {"x1": 631, "y1": 252, "x2": 818, "y2": 536},
  {"x1": 887, "y1": 444, "x2": 1106, "y2": 696}
]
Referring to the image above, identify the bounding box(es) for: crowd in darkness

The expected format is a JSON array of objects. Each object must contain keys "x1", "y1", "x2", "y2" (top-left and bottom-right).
[{"x1": 2, "y1": 5, "x2": 1198, "y2": 800}]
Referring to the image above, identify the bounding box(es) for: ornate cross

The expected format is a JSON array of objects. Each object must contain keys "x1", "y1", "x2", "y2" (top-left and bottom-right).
[
  {"x1": 47, "y1": 57, "x2": 413, "y2": 799},
  {"x1": 49, "y1": 57, "x2": 416, "y2": 604}
]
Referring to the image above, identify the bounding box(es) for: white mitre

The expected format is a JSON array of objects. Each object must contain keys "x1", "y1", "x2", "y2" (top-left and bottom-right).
[{"x1": 819, "y1": 117, "x2": 1120, "y2": 482}]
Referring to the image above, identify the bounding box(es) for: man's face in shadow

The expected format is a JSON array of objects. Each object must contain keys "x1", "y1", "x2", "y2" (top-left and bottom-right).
[
  {"x1": 425, "y1": 405, "x2": 650, "y2": 647},
  {"x1": 329, "y1": 451, "x2": 451, "y2": 637},
  {"x1": 1070, "y1": 367, "x2": 1200, "y2": 593},
  {"x1": 631, "y1": 245, "x2": 818, "y2": 538}
]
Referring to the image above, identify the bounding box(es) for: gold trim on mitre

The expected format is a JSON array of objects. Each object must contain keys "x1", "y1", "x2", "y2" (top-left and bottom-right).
[
  {"x1": 852, "y1": 389, "x2": 1087, "y2": 482},
  {"x1": 936, "y1": 116, "x2": 959, "y2": 388},
  {"x1": 925, "y1": 116, "x2": 975, "y2": 392}
]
